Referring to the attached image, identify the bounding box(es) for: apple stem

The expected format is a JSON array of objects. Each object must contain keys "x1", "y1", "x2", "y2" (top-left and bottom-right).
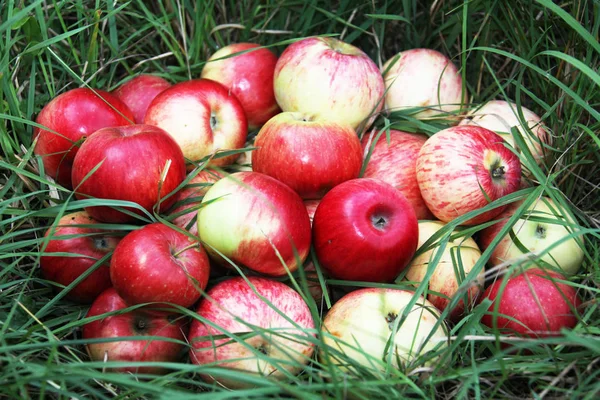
[{"x1": 171, "y1": 242, "x2": 199, "y2": 258}]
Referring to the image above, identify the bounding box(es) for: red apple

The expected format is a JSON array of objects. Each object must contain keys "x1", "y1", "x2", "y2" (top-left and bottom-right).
[
  {"x1": 416, "y1": 125, "x2": 522, "y2": 225},
  {"x1": 71, "y1": 124, "x2": 187, "y2": 223},
  {"x1": 110, "y1": 222, "x2": 210, "y2": 309},
  {"x1": 313, "y1": 178, "x2": 419, "y2": 283},
  {"x1": 201, "y1": 43, "x2": 280, "y2": 129},
  {"x1": 481, "y1": 268, "x2": 581, "y2": 338},
  {"x1": 113, "y1": 74, "x2": 171, "y2": 124},
  {"x1": 40, "y1": 211, "x2": 120, "y2": 303},
  {"x1": 34, "y1": 88, "x2": 134, "y2": 187},
  {"x1": 144, "y1": 79, "x2": 248, "y2": 167},
  {"x1": 188, "y1": 276, "x2": 315, "y2": 388},
  {"x1": 252, "y1": 112, "x2": 363, "y2": 199},
  {"x1": 362, "y1": 129, "x2": 433, "y2": 219},
  {"x1": 274, "y1": 37, "x2": 385, "y2": 130},
  {"x1": 197, "y1": 172, "x2": 311, "y2": 276},
  {"x1": 83, "y1": 287, "x2": 188, "y2": 374}
]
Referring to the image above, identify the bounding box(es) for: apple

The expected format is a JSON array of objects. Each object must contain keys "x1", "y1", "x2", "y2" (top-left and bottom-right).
[
  {"x1": 416, "y1": 125, "x2": 522, "y2": 225},
  {"x1": 320, "y1": 288, "x2": 448, "y2": 373},
  {"x1": 144, "y1": 79, "x2": 248, "y2": 167},
  {"x1": 110, "y1": 222, "x2": 210, "y2": 309},
  {"x1": 197, "y1": 172, "x2": 311, "y2": 276},
  {"x1": 362, "y1": 129, "x2": 433, "y2": 219},
  {"x1": 382, "y1": 48, "x2": 466, "y2": 119},
  {"x1": 34, "y1": 88, "x2": 134, "y2": 188},
  {"x1": 274, "y1": 37, "x2": 385, "y2": 130},
  {"x1": 480, "y1": 268, "x2": 581, "y2": 338},
  {"x1": 113, "y1": 74, "x2": 171, "y2": 124},
  {"x1": 312, "y1": 178, "x2": 418, "y2": 283},
  {"x1": 478, "y1": 197, "x2": 585, "y2": 275},
  {"x1": 40, "y1": 211, "x2": 120, "y2": 303},
  {"x1": 201, "y1": 43, "x2": 280, "y2": 129},
  {"x1": 459, "y1": 100, "x2": 549, "y2": 167},
  {"x1": 252, "y1": 112, "x2": 363, "y2": 199},
  {"x1": 404, "y1": 221, "x2": 485, "y2": 321},
  {"x1": 83, "y1": 287, "x2": 188, "y2": 374},
  {"x1": 71, "y1": 124, "x2": 187, "y2": 223},
  {"x1": 188, "y1": 276, "x2": 315, "y2": 388}
]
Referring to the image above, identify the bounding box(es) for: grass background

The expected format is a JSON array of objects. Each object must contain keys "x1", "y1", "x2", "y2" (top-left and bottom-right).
[{"x1": 1, "y1": 0, "x2": 600, "y2": 398}]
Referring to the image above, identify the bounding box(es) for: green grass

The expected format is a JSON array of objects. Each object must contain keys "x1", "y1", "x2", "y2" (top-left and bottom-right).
[{"x1": 1, "y1": 0, "x2": 600, "y2": 398}]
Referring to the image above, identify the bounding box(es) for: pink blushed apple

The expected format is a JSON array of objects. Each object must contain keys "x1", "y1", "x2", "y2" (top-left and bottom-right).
[{"x1": 113, "y1": 74, "x2": 171, "y2": 124}]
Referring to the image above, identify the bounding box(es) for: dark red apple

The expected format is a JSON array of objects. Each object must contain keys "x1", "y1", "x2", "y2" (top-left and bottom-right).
[{"x1": 113, "y1": 74, "x2": 171, "y2": 124}]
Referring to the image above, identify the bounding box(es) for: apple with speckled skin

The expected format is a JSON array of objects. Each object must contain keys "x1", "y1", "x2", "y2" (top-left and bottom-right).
[
  {"x1": 404, "y1": 221, "x2": 485, "y2": 321},
  {"x1": 34, "y1": 88, "x2": 134, "y2": 188},
  {"x1": 201, "y1": 43, "x2": 280, "y2": 130},
  {"x1": 113, "y1": 74, "x2": 171, "y2": 124},
  {"x1": 313, "y1": 178, "x2": 419, "y2": 283},
  {"x1": 416, "y1": 125, "x2": 522, "y2": 226},
  {"x1": 110, "y1": 222, "x2": 210, "y2": 309},
  {"x1": 481, "y1": 268, "x2": 581, "y2": 338},
  {"x1": 253, "y1": 112, "x2": 363, "y2": 199},
  {"x1": 274, "y1": 37, "x2": 385, "y2": 130},
  {"x1": 382, "y1": 48, "x2": 466, "y2": 119},
  {"x1": 362, "y1": 129, "x2": 433, "y2": 219},
  {"x1": 40, "y1": 211, "x2": 120, "y2": 303},
  {"x1": 144, "y1": 79, "x2": 248, "y2": 167},
  {"x1": 197, "y1": 172, "x2": 311, "y2": 276},
  {"x1": 83, "y1": 287, "x2": 188, "y2": 374},
  {"x1": 188, "y1": 276, "x2": 315, "y2": 388},
  {"x1": 320, "y1": 288, "x2": 448, "y2": 373}
]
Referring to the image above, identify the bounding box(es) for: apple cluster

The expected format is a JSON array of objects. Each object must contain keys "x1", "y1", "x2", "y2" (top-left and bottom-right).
[{"x1": 34, "y1": 36, "x2": 585, "y2": 384}]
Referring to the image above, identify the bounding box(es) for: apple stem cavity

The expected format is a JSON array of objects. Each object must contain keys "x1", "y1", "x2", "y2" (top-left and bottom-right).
[
  {"x1": 133, "y1": 316, "x2": 148, "y2": 333},
  {"x1": 536, "y1": 224, "x2": 547, "y2": 238},
  {"x1": 171, "y1": 242, "x2": 199, "y2": 258},
  {"x1": 385, "y1": 312, "x2": 398, "y2": 331},
  {"x1": 93, "y1": 237, "x2": 110, "y2": 250},
  {"x1": 491, "y1": 164, "x2": 506, "y2": 180},
  {"x1": 371, "y1": 214, "x2": 388, "y2": 231},
  {"x1": 210, "y1": 113, "x2": 218, "y2": 130}
]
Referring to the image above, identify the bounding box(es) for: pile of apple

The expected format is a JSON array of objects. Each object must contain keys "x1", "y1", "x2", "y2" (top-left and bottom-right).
[{"x1": 34, "y1": 36, "x2": 585, "y2": 384}]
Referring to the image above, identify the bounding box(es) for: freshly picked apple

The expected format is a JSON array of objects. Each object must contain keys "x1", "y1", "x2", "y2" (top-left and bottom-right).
[{"x1": 113, "y1": 74, "x2": 171, "y2": 124}]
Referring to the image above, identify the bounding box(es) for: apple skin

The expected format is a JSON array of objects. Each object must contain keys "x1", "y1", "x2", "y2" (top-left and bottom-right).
[
  {"x1": 404, "y1": 221, "x2": 485, "y2": 321},
  {"x1": 188, "y1": 276, "x2": 315, "y2": 389},
  {"x1": 83, "y1": 287, "x2": 188, "y2": 374},
  {"x1": 478, "y1": 197, "x2": 585, "y2": 275},
  {"x1": 201, "y1": 43, "x2": 280, "y2": 130},
  {"x1": 252, "y1": 112, "x2": 363, "y2": 199},
  {"x1": 40, "y1": 211, "x2": 120, "y2": 303},
  {"x1": 274, "y1": 37, "x2": 385, "y2": 130},
  {"x1": 197, "y1": 172, "x2": 311, "y2": 276},
  {"x1": 71, "y1": 124, "x2": 187, "y2": 223},
  {"x1": 382, "y1": 48, "x2": 466, "y2": 119},
  {"x1": 110, "y1": 222, "x2": 210, "y2": 309},
  {"x1": 312, "y1": 178, "x2": 419, "y2": 283},
  {"x1": 113, "y1": 74, "x2": 171, "y2": 124},
  {"x1": 480, "y1": 268, "x2": 581, "y2": 338},
  {"x1": 416, "y1": 125, "x2": 522, "y2": 226},
  {"x1": 320, "y1": 288, "x2": 448, "y2": 373},
  {"x1": 304, "y1": 199, "x2": 321, "y2": 227},
  {"x1": 34, "y1": 88, "x2": 134, "y2": 188},
  {"x1": 144, "y1": 79, "x2": 248, "y2": 167},
  {"x1": 362, "y1": 129, "x2": 433, "y2": 220}
]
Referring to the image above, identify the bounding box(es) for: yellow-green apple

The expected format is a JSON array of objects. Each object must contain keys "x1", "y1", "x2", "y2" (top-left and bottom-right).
[
  {"x1": 201, "y1": 43, "x2": 280, "y2": 129},
  {"x1": 40, "y1": 211, "x2": 120, "y2": 303},
  {"x1": 416, "y1": 125, "x2": 522, "y2": 225},
  {"x1": 188, "y1": 276, "x2": 315, "y2": 388},
  {"x1": 481, "y1": 268, "x2": 581, "y2": 338},
  {"x1": 253, "y1": 112, "x2": 363, "y2": 199},
  {"x1": 113, "y1": 74, "x2": 171, "y2": 124},
  {"x1": 110, "y1": 222, "x2": 210, "y2": 309},
  {"x1": 478, "y1": 197, "x2": 585, "y2": 275},
  {"x1": 144, "y1": 79, "x2": 248, "y2": 167},
  {"x1": 313, "y1": 178, "x2": 418, "y2": 283},
  {"x1": 459, "y1": 100, "x2": 548, "y2": 168},
  {"x1": 197, "y1": 172, "x2": 311, "y2": 276},
  {"x1": 34, "y1": 88, "x2": 134, "y2": 188},
  {"x1": 83, "y1": 287, "x2": 188, "y2": 374},
  {"x1": 274, "y1": 37, "x2": 385, "y2": 130},
  {"x1": 404, "y1": 221, "x2": 485, "y2": 321},
  {"x1": 362, "y1": 129, "x2": 433, "y2": 219},
  {"x1": 382, "y1": 48, "x2": 466, "y2": 119},
  {"x1": 320, "y1": 288, "x2": 448, "y2": 373},
  {"x1": 71, "y1": 124, "x2": 186, "y2": 223}
]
